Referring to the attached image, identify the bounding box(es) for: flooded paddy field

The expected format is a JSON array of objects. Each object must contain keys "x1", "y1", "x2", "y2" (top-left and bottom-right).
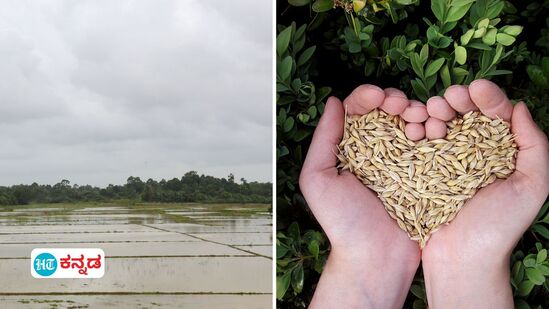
[{"x1": 0, "y1": 203, "x2": 272, "y2": 308}]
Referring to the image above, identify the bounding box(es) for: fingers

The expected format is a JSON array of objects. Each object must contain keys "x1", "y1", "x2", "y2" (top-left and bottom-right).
[
  {"x1": 380, "y1": 88, "x2": 409, "y2": 115},
  {"x1": 403, "y1": 101, "x2": 429, "y2": 141},
  {"x1": 337, "y1": 81, "x2": 516, "y2": 145},
  {"x1": 405, "y1": 123, "x2": 426, "y2": 141},
  {"x1": 443, "y1": 85, "x2": 478, "y2": 114},
  {"x1": 426, "y1": 96, "x2": 456, "y2": 121},
  {"x1": 508, "y1": 102, "x2": 549, "y2": 194},
  {"x1": 401, "y1": 100, "x2": 429, "y2": 123},
  {"x1": 343, "y1": 84, "x2": 385, "y2": 115},
  {"x1": 301, "y1": 97, "x2": 344, "y2": 176},
  {"x1": 468, "y1": 79, "x2": 513, "y2": 121},
  {"x1": 425, "y1": 117, "x2": 447, "y2": 140}
]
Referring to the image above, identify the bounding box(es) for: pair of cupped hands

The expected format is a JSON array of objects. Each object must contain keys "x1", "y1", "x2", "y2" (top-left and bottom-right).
[{"x1": 299, "y1": 80, "x2": 549, "y2": 308}]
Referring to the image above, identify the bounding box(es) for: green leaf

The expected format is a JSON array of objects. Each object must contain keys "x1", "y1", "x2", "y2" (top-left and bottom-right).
[
  {"x1": 418, "y1": 45, "x2": 428, "y2": 67},
  {"x1": 446, "y1": 2, "x2": 473, "y2": 22},
  {"x1": 496, "y1": 33, "x2": 515, "y2": 46},
  {"x1": 291, "y1": 265, "x2": 304, "y2": 293},
  {"x1": 307, "y1": 106, "x2": 318, "y2": 119},
  {"x1": 452, "y1": 67, "x2": 469, "y2": 78},
  {"x1": 283, "y1": 117, "x2": 295, "y2": 133},
  {"x1": 277, "y1": 27, "x2": 293, "y2": 56},
  {"x1": 542, "y1": 57, "x2": 549, "y2": 77},
  {"x1": 536, "y1": 202, "x2": 549, "y2": 222},
  {"x1": 485, "y1": 69, "x2": 512, "y2": 77},
  {"x1": 288, "y1": 0, "x2": 311, "y2": 6},
  {"x1": 312, "y1": 0, "x2": 333, "y2": 13},
  {"x1": 277, "y1": 254, "x2": 291, "y2": 266},
  {"x1": 410, "y1": 284, "x2": 426, "y2": 300},
  {"x1": 473, "y1": 27, "x2": 486, "y2": 38},
  {"x1": 431, "y1": 0, "x2": 446, "y2": 22},
  {"x1": 455, "y1": 46, "x2": 467, "y2": 65},
  {"x1": 478, "y1": 18, "x2": 490, "y2": 28},
  {"x1": 525, "y1": 268, "x2": 545, "y2": 285},
  {"x1": 276, "y1": 271, "x2": 292, "y2": 299},
  {"x1": 467, "y1": 42, "x2": 492, "y2": 50},
  {"x1": 410, "y1": 53, "x2": 424, "y2": 79},
  {"x1": 365, "y1": 59, "x2": 376, "y2": 76},
  {"x1": 413, "y1": 299, "x2": 427, "y2": 309},
  {"x1": 425, "y1": 58, "x2": 445, "y2": 77},
  {"x1": 278, "y1": 56, "x2": 293, "y2": 81},
  {"x1": 316, "y1": 87, "x2": 332, "y2": 104},
  {"x1": 293, "y1": 25, "x2": 307, "y2": 53},
  {"x1": 293, "y1": 129, "x2": 312, "y2": 142},
  {"x1": 308, "y1": 240, "x2": 320, "y2": 259},
  {"x1": 440, "y1": 64, "x2": 451, "y2": 88},
  {"x1": 482, "y1": 28, "x2": 497, "y2": 45},
  {"x1": 450, "y1": 0, "x2": 476, "y2": 7},
  {"x1": 297, "y1": 46, "x2": 316, "y2": 66},
  {"x1": 277, "y1": 146, "x2": 289, "y2": 159},
  {"x1": 288, "y1": 221, "x2": 301, "y2": 242},
  {"x1": 425, "y1": 74, "x2": 437, "y2": 89},
  {"x1": 517, "y1": 280, "x2": 535, "y2": 297},
  {"x1": 514, "y1": 299, "x2": 531, "y2": 309},
  {"x1": 461, "y1": 29, "x2": 475, "y2": 45},
  {"x1": 537, "y1": 249, "x2": 547, "y2": 264},
  {"x1": 532, "y1": 224, "x2": 549, "y2": 239},
  {"x1": 277, "y1": 243, "x2": 289, "y2": 259},
  {"x1": 491, "y1": 43, "x2": 503, "y2": 66},
  {"x1": 353, "y1": 0, "x2": 366, "y2": 12},
  {"x1": 411, "y1": 78, "x2": 429, "y2": 101},
  {"x1": 527, "y1": 65, "x2": 548, "y2": 88},
  {"x1": 501, "y1": 25, "x2": 523, "y2": 36},
  {"x1": 512, "y1": 261, "x2": 524, "y2": 283},
  {"x1": 486, "y1": 1, "x2": 504, "y2": 19},
  {"x1": 524, "y1": 257, "x2": 536, "y2": 268},
  {"x1": 538, "y1": 265, "x2": 549, "y2": 276},
  {"x1": 441, "y1": 21, "x2": 458, "y2": 33},
  {"x1": 437, "y1": 36, "x2": 453, "y2": 48},
  {"x1": 297, "y1": 113, "x2": 310, "y2": 123},
  {"x1": 348, "y1": 42, "x2": 362, "y2": 53},
  {"x1": 358, "y1": 32, "x2": 370, "y2": 41}
]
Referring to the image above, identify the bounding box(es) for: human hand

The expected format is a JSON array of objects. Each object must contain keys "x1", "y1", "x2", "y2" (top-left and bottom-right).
[
  {"x1": 419, "y1": 80, "x2": 549, "y2": 308},
  {"x1": 300, "y1": 85, "x2": 421, "y2": 308}
]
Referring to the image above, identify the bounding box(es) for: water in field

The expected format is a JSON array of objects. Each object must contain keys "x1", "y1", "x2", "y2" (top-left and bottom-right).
[{"x1": 0, "y1": 203, "x2": 272, "y2": 308}]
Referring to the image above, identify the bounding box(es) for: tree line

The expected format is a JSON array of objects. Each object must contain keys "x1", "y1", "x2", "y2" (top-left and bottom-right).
[{"x1": 0, "y1": 171, "x2": 271, "y2": 205}]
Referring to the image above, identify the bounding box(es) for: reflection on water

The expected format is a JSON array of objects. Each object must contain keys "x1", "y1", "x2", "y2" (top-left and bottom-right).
[{"x1": 0, "y1": 203, "x2": 272, "y2": 308}]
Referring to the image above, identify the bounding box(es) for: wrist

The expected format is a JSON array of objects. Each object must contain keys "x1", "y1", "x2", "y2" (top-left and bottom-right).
[
  {"x1": 311, "y1": 248, "x2": 418, "y2": 309},
  {"x1": 422, "y1": 248, "x2": 513, "y2": 308},
  {"x1": 330, "y1": 245, "x2": 419, "y2": 278}
]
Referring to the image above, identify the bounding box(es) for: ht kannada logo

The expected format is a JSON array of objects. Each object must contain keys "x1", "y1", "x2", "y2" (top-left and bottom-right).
[
  {"x1": 31, "y1": 248, "x2": 105, "y2": 278},
  {"x1": 33, "y1": 252, "x2": 58, "y2": 277}
]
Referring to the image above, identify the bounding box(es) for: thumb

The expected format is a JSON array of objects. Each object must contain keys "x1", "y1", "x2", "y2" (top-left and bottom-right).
[
  {"x1": 301, "y1": 97, "x2": 344, "y2": 178},
  {"x1": 508, "y1": 102, "x2": 549, "y2": 199}
]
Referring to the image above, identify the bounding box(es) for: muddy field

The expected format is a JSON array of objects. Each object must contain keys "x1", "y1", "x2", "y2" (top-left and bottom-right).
[{"x1": 0, "y1": 203, "x2": 272, "y2": 308}]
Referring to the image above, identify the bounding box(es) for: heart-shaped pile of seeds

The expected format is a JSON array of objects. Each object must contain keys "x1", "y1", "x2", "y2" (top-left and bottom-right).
[{"x1": 337, "y1": 109, "x2": 517, "y2": 247}]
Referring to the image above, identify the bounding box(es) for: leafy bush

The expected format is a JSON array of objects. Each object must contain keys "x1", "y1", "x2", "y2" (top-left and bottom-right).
[{"x1": 276, "y1": 0, "x2": 549, "y2": 307}]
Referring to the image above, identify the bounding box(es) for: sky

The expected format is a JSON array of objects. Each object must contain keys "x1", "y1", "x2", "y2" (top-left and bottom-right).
[{"x1": 0, "y1": 0, "x2": 272, "y2": 186}]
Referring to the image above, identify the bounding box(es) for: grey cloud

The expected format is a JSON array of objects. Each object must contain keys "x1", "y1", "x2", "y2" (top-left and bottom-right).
[{"x1": 0, "y1": 0, "x2": 272, "y2": 186}]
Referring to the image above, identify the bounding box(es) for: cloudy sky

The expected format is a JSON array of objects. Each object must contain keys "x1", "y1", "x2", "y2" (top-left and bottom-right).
[{"x1": 0, "y1": 0, "x2": 272, "y2": 186}]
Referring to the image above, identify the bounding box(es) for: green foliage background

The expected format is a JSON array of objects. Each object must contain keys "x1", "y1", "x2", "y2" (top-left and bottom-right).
[{"x1": 276, "y1": 0, "x2": 549, "y2": 307}]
